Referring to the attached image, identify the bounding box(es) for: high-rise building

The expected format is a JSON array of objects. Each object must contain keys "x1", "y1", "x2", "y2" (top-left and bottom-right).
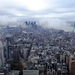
[
  {"x1": 5, "y1": 36, "x2": 12, "y2": 59},
  {"x1": 5, "y1": 37, "x2": 10, "y2": 59},
  {"x1": 13, "y1": 45, "x2": 20, "y2": 62},
  {"x1": 0, "y1": 40, "x2": 5, "y2": 67},
  {"x1": 71, "y1": 61, "x2": 75, "y2": 75},
  {"x1": 69, "y1": 54, "x2": 75, "y2": 75}
]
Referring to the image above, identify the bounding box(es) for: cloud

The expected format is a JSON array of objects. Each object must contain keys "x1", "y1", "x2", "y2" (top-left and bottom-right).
[
  {"x1": 0, "y1": 16, "x2": 17, "y2": 25},
  {"x1": 0, "y1": 0, "x2": 75, "y2": 25},
  {"x1": 38, "y1": 18, "x2": 75, "y2": 32}
]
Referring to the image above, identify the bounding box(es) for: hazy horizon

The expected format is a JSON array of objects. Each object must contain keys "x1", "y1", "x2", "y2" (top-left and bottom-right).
[{"x1": 0, "y1": 0, "x2": 75, "y2": 32}]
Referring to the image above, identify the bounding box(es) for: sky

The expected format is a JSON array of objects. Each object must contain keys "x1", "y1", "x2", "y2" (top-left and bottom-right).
[{"x1": 0, "y1": 0, "x2": 75, "y2": 24}]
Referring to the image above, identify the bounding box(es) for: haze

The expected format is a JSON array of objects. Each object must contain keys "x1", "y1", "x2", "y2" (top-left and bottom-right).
[{"x1": 0, "y1": 0, "x2": 75, "y2": 31}]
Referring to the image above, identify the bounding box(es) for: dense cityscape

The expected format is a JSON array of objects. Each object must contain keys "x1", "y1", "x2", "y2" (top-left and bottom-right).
[
  {"x1": 0, "y1": 21, "x2": 75, "y2": 75},
  {"x1": 0, "y1": 0, "x2": 75, "y2": 75}
]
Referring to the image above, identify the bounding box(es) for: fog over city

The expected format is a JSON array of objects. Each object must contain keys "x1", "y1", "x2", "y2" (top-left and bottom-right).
[{"x1": 0, "y1": 0, "x2": 75, "y2": 31}]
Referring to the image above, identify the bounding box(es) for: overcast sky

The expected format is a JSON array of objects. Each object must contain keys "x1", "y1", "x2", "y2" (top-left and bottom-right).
[{"x1": 0, "y1": 0, "x2": 75, "y2": 22}]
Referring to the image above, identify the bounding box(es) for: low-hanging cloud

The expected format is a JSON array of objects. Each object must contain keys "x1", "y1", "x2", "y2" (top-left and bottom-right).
[
  {"x1": 38, "y1": 17, "x2": 75, "y2": 32},
  {"x1": 0, "y1": 16, "x2": 17, "y2": 25}
]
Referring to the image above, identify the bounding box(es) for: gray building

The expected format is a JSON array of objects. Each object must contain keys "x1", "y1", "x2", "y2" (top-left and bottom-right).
[
  {"x1": 0, "y1": 40, "x2": 5, "y2": 67},
  {"x1": 23, "y1": 70, "x2": 39, "y2": 75}
]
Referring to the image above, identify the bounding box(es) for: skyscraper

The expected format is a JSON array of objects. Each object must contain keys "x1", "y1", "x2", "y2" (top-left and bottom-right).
[
  {"x1": 0, "y1": 40, "x2": 5, "y2": 67},
  {"x1": 5, "y1": 36, "x2": 12, "y2": 59}
]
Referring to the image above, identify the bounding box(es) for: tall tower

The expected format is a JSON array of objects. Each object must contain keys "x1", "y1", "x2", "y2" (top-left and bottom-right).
[
  {"x1": 13, "y1": 45, "x2": 20, "y2": 62},
  {"x1": 6, "y1": 37, "x2": 10, "y2": 59},
  {"x1": 0, "y1": 40, "x2": 5, "y2": 67}
]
